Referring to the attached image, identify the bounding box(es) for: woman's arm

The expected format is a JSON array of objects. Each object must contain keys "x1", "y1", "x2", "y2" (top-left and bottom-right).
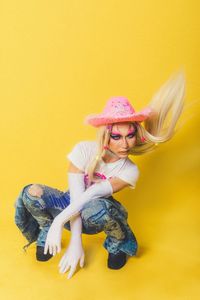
[
  {"x1": 52, "y1": 176, "x2": 129, "y2": 227},
  {"x1": 68, "y1": 162, "x2": 85, "y2": 243},
  {"x1": 58, "y1": 176, "x2": 129, "y2": 279},
  {"x1": 108, "y1": 177, "x2": 131, "y2": 193},
  {"x1": 57, "y1": 163, "x2": 86, "y2": 279},
  {"x1": 44, "y1": 171, "x2": 129, "y2": 257}
]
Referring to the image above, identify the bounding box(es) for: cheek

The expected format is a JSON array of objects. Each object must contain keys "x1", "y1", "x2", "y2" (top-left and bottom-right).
[
  {"x1": 108, "y1": 139, "x2": 119, "y2": 149},
  {"x1": 129, "y1": 137, "x2": 137, "y2": 146}
]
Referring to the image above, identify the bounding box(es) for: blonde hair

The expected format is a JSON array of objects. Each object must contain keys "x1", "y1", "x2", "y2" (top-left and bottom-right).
[{"x1": 87, "y1": 70, "x2": 186, "y2": 184}]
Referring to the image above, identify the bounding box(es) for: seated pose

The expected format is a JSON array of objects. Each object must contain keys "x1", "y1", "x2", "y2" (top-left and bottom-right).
[{"x1": 15, "y1": 70, "x2": 185, "y2": 279}]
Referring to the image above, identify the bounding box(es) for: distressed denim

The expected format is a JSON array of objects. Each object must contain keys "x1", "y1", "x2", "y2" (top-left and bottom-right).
[{"x1": 15, "y1": 183, "x2": 138, "y2": 256}]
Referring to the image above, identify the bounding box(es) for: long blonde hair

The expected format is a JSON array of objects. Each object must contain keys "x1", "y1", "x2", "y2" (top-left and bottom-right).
[{"x1": 87, "y1": 70, "x2": 186, "y2": 184}]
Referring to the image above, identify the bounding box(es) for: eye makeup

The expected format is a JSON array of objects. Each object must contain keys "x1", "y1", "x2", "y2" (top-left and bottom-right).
[
  {"x1": 110, "y1": 134, "x2": 121, "y2": 140},
  {"x1": 110, "y1": 130, "x2": 136, "y2": 140}
]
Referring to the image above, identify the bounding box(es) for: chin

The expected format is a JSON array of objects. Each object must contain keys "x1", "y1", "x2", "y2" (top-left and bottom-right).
[{"x1": 118, "y1": 152, "x2": 129, "y2": 157}]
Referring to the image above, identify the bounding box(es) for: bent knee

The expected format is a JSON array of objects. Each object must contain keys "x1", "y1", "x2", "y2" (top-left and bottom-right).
[{"x1": 27, "y1": 184, "x2": 44, "y2": 198}]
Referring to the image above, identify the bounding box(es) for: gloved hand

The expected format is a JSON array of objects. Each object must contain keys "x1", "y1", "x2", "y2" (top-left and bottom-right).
[
  {"x1": 44, "y1": 217, "x2": 63, "y2": 256},
  {"x1": 59, "y1": 172, "x2": 86, "y2": 279},
  {"x1": 59, "y1": 237, "x2": 85, "y2": 279},
  {"x1": 44, "y1": 173, "x2": 86, "y2": 260}
]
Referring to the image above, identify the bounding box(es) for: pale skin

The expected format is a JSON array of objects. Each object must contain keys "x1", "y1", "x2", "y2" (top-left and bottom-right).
[{"x1": 27, "y1": 122, "x2": 137, "y2": 279}]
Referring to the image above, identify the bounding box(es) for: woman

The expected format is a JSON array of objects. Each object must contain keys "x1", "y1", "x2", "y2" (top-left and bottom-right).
[{"x1": 15, "y1": 70, "x2": 185, "y2": 279}]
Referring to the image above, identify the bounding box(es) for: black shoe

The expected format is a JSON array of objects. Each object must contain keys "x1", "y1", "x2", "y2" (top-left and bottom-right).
[
  {"x1": 36, "y1": 246, "x2": 53, "y2": 262},
  {"x1": 107, "y1": 251, "x2": 127, "y2": 269}
]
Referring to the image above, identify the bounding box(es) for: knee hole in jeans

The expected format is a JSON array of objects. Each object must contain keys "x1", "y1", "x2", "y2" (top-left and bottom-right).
[{"x1": 27, "y1": 184, "x2": 44, "y2": 198}]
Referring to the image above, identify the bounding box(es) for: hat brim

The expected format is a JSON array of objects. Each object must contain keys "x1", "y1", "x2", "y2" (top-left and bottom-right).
[{"x1": 84, "y1": 108, "x2": 153, "y2": 127}]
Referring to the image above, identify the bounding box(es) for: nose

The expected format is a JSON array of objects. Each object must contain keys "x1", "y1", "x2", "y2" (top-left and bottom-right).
[{"x1": 121, "y1": 137, "x2": 129, "y2": 149}]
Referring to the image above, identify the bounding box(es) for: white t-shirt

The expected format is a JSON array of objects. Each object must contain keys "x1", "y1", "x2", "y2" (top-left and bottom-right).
[{"x1": 67, "y1": 141, "x2": 139, "y2": 190}]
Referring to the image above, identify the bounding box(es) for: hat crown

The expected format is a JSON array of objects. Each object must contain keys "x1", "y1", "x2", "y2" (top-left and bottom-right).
[{"x1": 103, "y1": 96, "x2": 135, "y2": 117}]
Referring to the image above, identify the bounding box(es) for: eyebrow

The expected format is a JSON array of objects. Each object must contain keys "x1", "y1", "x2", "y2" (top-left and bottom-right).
[{"x1": 111, "y1": 130, "x2": 136, "y2": 136}]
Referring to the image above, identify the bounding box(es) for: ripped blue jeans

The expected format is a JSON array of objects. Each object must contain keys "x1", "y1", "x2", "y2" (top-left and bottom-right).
[{"x1": 15, "y1": 183, "x2": 138, "y2": 256}]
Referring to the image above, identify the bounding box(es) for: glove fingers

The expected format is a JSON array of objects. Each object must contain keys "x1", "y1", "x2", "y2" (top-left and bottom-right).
[
  {"x1": 80, "y1": 254, "x2": 85, "y2": 268},
  {"x1": 52, "y1": 245, "x2": 57, "y2": 256},
  {"x1": 49, "y1": 245, "x2": 53, "y2": 255},
  {"x1": 44, "y1": 242, "x2": 49, "y2": 255},
  {"x1": 59, "y1": 255, "x2": 66, "y2": 267},
  {"x1": 60, "y1": 262, "x2": 70, "y2": 274},
  {"x1": 67, "y1": 265, "x2": 77, "y2": 279},
  {"x1": 59, "y1": 255, "x2": 69, "y2": 273},
  {"x1": 57, "y1": 244, "x2": 61, "y2": 253}
]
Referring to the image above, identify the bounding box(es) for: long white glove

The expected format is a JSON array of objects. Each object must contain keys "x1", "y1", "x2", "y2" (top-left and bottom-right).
[
  {"x1": 67, "y1": 172, "x2": 86, "y2": 242},
  {"x1": 59, "y1": 173, "x2": 86, "y2": 279},
  {"x1": 44, "y1": 179, "x2": 113, "y2": 257},
  {"x1": 44, "y1": 173, "x2": 85, "y2": 254}
]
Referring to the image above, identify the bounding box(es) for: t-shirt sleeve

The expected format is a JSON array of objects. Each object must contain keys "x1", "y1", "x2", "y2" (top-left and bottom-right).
[
  {"x1": 66, "y1": 142, "x2": 88, "y2": 172},
  {"x1": 116, "y1": 162, "x2": 140, "y2": 189}
]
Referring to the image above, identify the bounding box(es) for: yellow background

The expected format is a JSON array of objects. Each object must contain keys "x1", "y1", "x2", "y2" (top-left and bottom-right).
[{"x1": 0, "y1": 1, "x2": 200, "y2": 299}]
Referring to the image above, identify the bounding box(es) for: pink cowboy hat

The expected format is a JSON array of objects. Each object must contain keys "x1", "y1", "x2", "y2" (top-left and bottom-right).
[{"x1": 84, "y1": 96, "x2": 154, "y2": 127}]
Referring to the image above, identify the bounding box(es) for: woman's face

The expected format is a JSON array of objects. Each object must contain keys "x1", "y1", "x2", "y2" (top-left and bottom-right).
[{"x1": 108, "y1": 122, "x2": 137, "y2": 158}]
